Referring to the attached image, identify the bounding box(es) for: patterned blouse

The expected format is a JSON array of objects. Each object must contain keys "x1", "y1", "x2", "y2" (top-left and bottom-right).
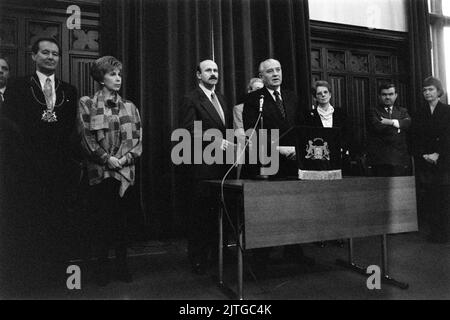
[{"x1": 78, "y1": 90, "x2": 142, "y2": 196}]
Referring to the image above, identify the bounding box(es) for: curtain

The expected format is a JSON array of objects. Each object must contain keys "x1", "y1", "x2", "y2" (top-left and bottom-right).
[
  {"x1": 408, "y1": 0, "x2": 432, "y2": 115},
  {"x1": 100, "y1": 0, "x2": 312, "y2": 238}
]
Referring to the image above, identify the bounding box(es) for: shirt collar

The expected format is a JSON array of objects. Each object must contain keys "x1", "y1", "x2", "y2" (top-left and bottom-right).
[
  {"x1": 36, "y1": 71, "x2": 55, "y2": 89},
  {"x1": 266, "y1": 87, "x2": 281, "y2": 100},
  {"x1": 0, "y1": 87, "x2": 5, "y2": 95},
  {"x1": 199, "y1": 82, "x2": 216, "y2": 99}
]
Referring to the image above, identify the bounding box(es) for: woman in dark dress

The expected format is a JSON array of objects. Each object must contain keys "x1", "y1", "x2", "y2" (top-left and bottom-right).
[
  {"x1": 306, "y1": 80, "x2": 350, "y2": 247},
  {"x1": 413, "y1": 77, "x2": 450, "y2": 243}
]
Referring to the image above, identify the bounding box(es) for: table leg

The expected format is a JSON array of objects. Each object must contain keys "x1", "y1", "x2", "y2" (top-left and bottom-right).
[
  {"x1": 218, "y1": 207, "x2": 223, "y2": 286},
  {"x1": 237, "y1": 200, "x2": 243, "y2": 300},
  {"x1": 380, "y1": 234, "x2": 409, "y2": 289}
]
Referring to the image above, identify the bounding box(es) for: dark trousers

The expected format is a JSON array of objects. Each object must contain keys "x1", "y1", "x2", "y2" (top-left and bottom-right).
[
  {"x1": 422, "y1": 184, "x2": 450, "y2": 242},
  {"x1": 187, "y1": 181, "x2": 219, "y2": 266},
  {"x1": 90, "y1": 178, "x2": 129, "y2": 265}
]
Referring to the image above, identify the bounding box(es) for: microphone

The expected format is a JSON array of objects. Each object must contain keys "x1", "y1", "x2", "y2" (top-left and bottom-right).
[
  {"x1": 257, "y1": 94, "x2": 269, "y2": 179},
  {"x1": 259, "y1": 95, "x2": 264, "y2": 113}
]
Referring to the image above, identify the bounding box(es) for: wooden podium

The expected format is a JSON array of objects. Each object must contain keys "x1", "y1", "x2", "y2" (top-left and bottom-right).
[{"x1": 205, "y1": 176, "x2": 418, "y2": 299}]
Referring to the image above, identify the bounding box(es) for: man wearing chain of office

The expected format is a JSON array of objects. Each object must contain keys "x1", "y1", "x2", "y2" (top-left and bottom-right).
[{"x1": 2, "y1": 37, "x2": 78, "y2": 286}]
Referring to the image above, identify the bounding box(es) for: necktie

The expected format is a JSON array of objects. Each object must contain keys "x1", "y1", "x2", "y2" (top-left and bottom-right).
[
  {"x1": 385, "y1": 106, "x2": 392, "y2": 119},
  {"x1": 43, "y1": 78, "x2": 53, "y2": 109},
  {"x1": 211, "y1": 92, "x2": 225, "y2": 125},
  {"x1": 274, "y1": 90, "x2": 286, "y2": 119}
]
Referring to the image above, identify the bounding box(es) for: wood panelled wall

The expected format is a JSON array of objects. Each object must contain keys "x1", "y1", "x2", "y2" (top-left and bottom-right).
[
  {"x1": 310, "y1": 21, "x2": 409, "y2": 155},
  {"x1": 0, "y1": 0, "x2": 100, "y2": 98}
]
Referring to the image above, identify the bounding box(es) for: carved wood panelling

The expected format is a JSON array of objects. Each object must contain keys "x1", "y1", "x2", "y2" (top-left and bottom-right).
[
  {"x1": 311, "y1": 49, "x2": 321, "y2": 70},
  {"x1": 329, "y1": 75, "x2": 346, "y2": 108},
  {"x1": 327, "y1": 50, "x2": 345, "y2": 71},
  {"x1": 70, "y1": 55, "x2": 98, "y2": 98},
  {"x1": 352, "y1": 77, "x2": 370, "y2": 148},
  {"x1": 349, "y1": 52, "x2": 368, "y2": 73},
  {"x1": 2, "y1": 2, "x2": 99, "y2": 87},
  {"x1": 27, "y1": 21, "x2": 61, "y2": 50},
  {"x1": 0, "y1": 17, "x2": 17, "y2": 47},
  {"x1": 311, "y1": 21, "x2": 408, "y2": 158},
  {"x1": 71, "y1": 27, "x2": 99, "y2": 51},
  {"x1": 375, "y1": 55, "x2": 391, "y2": 74}
]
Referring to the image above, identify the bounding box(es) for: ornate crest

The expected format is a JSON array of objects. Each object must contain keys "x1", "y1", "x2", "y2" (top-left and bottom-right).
[
  {"x1": 41, "y1": 110, "x2": 57, "y2": 122},
  {"x1": 305, "y1": 138, "x2": 330, "y2": 160}
]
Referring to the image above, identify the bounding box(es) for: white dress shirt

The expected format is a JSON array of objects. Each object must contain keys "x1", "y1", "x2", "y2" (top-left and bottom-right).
[{"x1": 199, "y1": 82, "x2": 225, "y2": 123}]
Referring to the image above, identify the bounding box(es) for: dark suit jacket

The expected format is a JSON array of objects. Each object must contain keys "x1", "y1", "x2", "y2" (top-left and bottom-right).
[
  {"x1": 0, "y1": 88, "x2": 5, "y2": 111},
  {"x1": 412, "y1": 101, "x2": 450, "y2": 185},
  {"x1": 243, "y1": 87, "x2": 302, "y2": 143},
  {"x1": 2, "y1": 74, "x2": 78, "y2": 178},
  {"x1": 243, "y1": 87, "x2": 302, "y2": 177},
  {"x1": 366, "y1": 104, "x2": 411, "y2": 166},
  {"x1": 179, "y1": 86, "x2": 232, "y2": 181},
  {"x1": 305, "y1": 106, "x2": 350, "y2": 150}
]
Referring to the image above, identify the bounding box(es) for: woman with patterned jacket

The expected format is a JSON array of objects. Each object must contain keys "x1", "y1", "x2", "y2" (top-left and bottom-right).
[{"x1": 78, "y1": 56, "x2": 142, "y2": 286}]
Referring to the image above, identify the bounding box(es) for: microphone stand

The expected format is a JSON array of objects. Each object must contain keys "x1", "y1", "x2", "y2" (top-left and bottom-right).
[{"x1": 256, "y1": 94, "x2": 269, "y2": 179}]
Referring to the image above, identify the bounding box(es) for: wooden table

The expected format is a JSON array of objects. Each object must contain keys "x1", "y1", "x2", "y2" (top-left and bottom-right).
[{"x1": 205, "y1": 176, "x2": 418, "y2": 299}]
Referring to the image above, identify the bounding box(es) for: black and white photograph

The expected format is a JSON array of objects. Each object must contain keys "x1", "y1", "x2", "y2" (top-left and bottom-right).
[{"x1": 0, "y1": 0, "x2": 449, "y2": 304}]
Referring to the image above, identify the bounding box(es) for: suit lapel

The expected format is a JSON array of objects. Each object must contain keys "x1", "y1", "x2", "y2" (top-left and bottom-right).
[
  {"x1": 54, "y1": 78, "x2": 66, "y2": 107},
  {"x1": 197, "y1": 87, "x2": 225, "y2": 130},
  {"x1": 216, "y1": 92, "x2": 228, "y2": 127},
  {"x1": 262, "y1": 87, "x2": 280, "y2": 121},
  {"x1": 30, "y1": 74, "x2": 47, "y2": 107}
]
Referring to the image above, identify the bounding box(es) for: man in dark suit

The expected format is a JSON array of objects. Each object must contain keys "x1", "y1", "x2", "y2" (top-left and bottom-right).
[
  {"x1": 242, "y1": 58, "x2": 311, "y2": 270},
  {"x1": 179, "y1": 59, "x2": 233, "y2": 274},
  {"x1": 2, "y1": 37, "x2": 78, "y2": 289},
  {"x1": 0, "y1": 57, "x2": 10, "y2": 110},
  {"x1": 243, "y1": 58, "x2": 303, "y2": 178},
  {"x1": 367, "y1": 83, "x2": 411, "y2": 176}
]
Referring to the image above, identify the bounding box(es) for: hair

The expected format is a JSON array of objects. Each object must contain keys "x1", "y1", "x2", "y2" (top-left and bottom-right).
[
  {"x1": 378, "y1": 83, "x2": 397, "y2": 94},
  {"x1": 258, "y1": 58, "x2": 280, "y2": 73},
  {"x1": 31, "y1": 37, "x2": 61, "y2": 54},
  {"x1": 423, "y1": 76, "x2": 444, "y2": 97},
  {"x1": 0, "y1": 56, "x2": 10, "y2": 69},
  {"x1": 90, "y1": 56, "x2": 122, "y2": 84},
  {"x1": 247, "y1": 77, "x2": 263, "y2": 92},
  {"x1": 312, "y1": 80, "x2": 331, "y2": 96},
  {"x1": 196, "y1": 59, "x2": 216, "y2": 74}
]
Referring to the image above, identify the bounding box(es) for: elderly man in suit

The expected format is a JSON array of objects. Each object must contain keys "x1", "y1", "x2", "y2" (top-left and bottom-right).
[
  {"x1": 242, "y1": 58, "x2": 311, "y2": 271},
  {"x1": 243, "y1": 58, "x2": 303, "y2": 178},
  {"x1": 2, "y1": 37, "x2": 78, "y2": 288},
  {"x1": 179, "y1": 59, "x2": 233, "y2": 274},
  {"x1": 367, "y1": 83, "x2": 411, "y2": 176}
]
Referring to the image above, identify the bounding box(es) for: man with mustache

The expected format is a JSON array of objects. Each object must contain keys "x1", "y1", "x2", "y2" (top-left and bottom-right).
[
  {"x1": 0, "y1": 57, "x2": 10, "y2": 110},
  {"x1": 179, "y1": 59, "x2": 233, "y2": 275},
  {"x1": 367, "y1": 83, "x2": 411, "y2": 176},
  {"x1": 2, "y1": 37, "x2": 78, "y2": 290}
]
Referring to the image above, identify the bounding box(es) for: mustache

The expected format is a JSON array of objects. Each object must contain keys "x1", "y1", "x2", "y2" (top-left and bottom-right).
[{"x1": 209, "y1": 76, "x2": 218, "y2": 80}]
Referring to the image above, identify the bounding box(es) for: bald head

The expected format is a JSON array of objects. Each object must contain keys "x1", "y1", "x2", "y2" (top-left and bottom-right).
[
  {"x1": 197, "y1": 59, "x2": 219, "y2": 90},
  {"x1": 259, "y1": 59, "x2": 282, "y2": 90}
]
